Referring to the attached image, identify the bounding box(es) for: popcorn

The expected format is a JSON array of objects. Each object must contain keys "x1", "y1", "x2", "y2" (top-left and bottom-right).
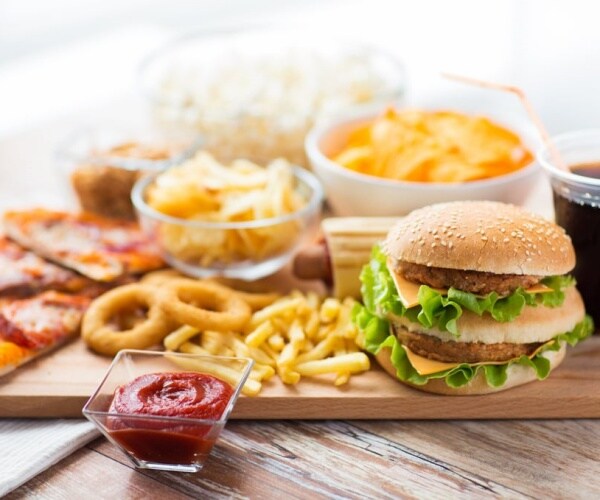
[{"x1": 153, "y1": 49, "x2": 403, "y2": 166}]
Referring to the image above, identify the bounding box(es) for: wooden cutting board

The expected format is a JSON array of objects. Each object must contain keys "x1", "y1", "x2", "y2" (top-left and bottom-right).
[
  {"x1": 1, "y1": 335, "x2": 598, "y2": 419},
  {"x1": 1, "y1": 110, "x2": 598, "y2": 420}
]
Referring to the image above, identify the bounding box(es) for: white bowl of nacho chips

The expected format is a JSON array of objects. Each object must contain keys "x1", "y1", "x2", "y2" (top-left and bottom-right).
[
  {"x1": 306, "y1": 106, "x2": 540, "y2": 216},
  {"x1": 132, "y1": 151, "x2": 323, "y2": 280}
]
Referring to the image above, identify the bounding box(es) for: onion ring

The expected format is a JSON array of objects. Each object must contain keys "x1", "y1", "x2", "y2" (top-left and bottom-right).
[
  {"x1": 230, "y1": 290, "x2": 279, "y2": 311},
  {"x1": 144, "y1": 272, "x2": 279, "y2": 312},
  {"x1": 157, "y1": 279, "x2": 251, "y2": 332},
  {"x1": 82, "y1": 284, "x2": 172, "y2": 356},
  {"x1": 205, "y1": 279, "x2": 279, "y2": 311}
]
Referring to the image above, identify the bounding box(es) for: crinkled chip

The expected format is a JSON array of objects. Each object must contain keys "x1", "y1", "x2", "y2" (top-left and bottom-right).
[{"x1": 331, "y1": 108, "x2": 532, "y2": 183}]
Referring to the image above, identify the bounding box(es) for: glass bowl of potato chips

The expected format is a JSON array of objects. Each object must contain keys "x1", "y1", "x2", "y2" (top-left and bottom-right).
[
  {"x1": 132, "y1": 152, "x2": 323, "y2": 279},
  {"x1": 306, "y1": 106, "x2": 541, "y2": 216}
]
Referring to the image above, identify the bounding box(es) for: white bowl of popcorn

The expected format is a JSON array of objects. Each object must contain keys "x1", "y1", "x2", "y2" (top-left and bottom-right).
[{"x1": 138, "y1": 27, "x2": 405, "y2": 167}]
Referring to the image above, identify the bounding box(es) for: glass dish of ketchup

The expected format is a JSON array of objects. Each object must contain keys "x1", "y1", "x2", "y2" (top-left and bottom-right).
[
  {"x1": 539, "y1": 130, "x2": 600, "y2": 328},
  {"x1": 83, "y1": 350, "x2": 253, "y2": 472}
]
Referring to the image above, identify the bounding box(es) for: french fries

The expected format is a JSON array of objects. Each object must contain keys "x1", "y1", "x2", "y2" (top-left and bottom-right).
[
  {"x1": 166, "y1": 354, "x2": 263, "y2": 396},
  {"x1": 163, "y1": 291, "x2": 369, "y2": 395}
]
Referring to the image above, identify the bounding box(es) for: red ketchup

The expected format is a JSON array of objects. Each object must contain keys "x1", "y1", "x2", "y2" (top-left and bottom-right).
[{"x1": 107, "y1": 372, "x2": 233, "y2": 465}]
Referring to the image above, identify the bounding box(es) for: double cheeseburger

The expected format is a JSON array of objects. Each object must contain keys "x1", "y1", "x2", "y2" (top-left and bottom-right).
[{"x1": 354, "y1": 201, "x2": 593, "y2": 395}]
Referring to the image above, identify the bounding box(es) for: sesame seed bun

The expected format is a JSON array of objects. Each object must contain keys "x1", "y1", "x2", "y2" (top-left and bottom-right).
[
  {"x1": 382, "y1": 201, "x2": 575, "y2": 276},
  {"x1": 375, "y1": 342, "x2": 566, "y2": 396}
]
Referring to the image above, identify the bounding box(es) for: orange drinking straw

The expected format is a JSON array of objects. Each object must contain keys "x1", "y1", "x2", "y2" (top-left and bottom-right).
[{"x1": 441, "y1": 72, "x2": 568, "y2": 171}]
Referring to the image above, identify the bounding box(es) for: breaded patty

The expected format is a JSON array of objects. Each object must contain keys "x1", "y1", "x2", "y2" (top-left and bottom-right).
[
  {"x1": 396, "y1": 261, "x2": 541, "y2": 296},
  {"x1": 395, "y1": 327, "x2": 543, "y2": 363}
]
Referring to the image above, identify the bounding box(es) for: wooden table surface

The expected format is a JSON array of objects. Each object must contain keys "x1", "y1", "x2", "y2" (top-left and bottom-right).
[
  {"x1": 2, "y1": 108, "x2": 600, "y2": 499},
  {"x1": 7, "y1": 419, "x2": 600, "y2": 499}
]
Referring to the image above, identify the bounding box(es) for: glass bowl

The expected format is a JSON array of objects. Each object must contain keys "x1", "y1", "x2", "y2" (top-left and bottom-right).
[
  {"x1": 131, "y1": 165, "x2": 323, "y2": 280},
  {"x1": 55, "y1": 126, "x2": 203, "y2": 219},
  {"x1": 82, "y1": 350, "x2": 253, "y2": 473},
  {"x1": 138, "y1": 26, "x2": 405, "y2": 167}
]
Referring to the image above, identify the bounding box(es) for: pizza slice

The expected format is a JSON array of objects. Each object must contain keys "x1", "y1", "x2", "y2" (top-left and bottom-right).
[
  {"x1": 0, "y1": 291, "x2": 90, "y2": 376},
  {"x1": 0, "y1": 237, "x2": 94, "y2": 297},
  {"x1": 3, "y1": 209, "x2": 164, "y2": 282}
]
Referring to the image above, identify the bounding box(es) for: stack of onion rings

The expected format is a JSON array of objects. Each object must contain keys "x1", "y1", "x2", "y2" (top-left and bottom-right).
[
  {"x1": 82, "y1": 272, "x2": 279, "y2": 356},
  {"x1": 82, "y1": 284, "x2": 172, "y2": 356}
]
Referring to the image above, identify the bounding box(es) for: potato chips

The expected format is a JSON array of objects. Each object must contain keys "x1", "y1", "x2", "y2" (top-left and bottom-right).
[
  {"x1": 146, "y1": 152, "x2": 307, "y2": 266},
  {"x1": 332, "y1": 108, "x2": 532, "y2": 183}
]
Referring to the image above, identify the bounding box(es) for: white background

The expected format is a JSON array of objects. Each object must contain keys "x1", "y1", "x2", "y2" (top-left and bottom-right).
[{"x1": 0, "y1": 0, "x2": 599, "y2": 138}]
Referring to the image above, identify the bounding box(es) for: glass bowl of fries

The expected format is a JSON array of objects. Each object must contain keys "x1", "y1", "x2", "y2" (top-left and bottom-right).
[
  {"x1": 132, "y1": 152, "x2": 323, "y2": 279},
  {"x1": 306, "y1": 106, "x2": 541, "y2": 216},
  {"x1": 138, "y1": 27, "x2": 405, "y2": 167},
  {"x1": 82, "y1": 350, "x2": 253, "y2": 473}
]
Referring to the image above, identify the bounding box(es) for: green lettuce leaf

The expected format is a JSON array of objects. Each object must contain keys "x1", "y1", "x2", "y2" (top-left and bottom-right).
[
  {"x1": 354, "y1": 300, "x2": 594, "y2": 388},
  {"x1": 359, "y1": 245, "x2": 575, "y2": 337}
]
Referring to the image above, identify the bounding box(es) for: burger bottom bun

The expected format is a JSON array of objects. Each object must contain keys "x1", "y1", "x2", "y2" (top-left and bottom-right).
[{"x1": 375, "y1": 343, "x2": 566, "y2": 396}]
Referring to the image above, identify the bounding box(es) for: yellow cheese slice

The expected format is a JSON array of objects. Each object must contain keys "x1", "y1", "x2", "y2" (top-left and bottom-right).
[
  {"x1": 403, "y1": 346, "x2": 460, "y2": 374},
  {"x1": 524, "y1": 283, "x2": 554, "y2": 294},
  {"x1": 388, "y1": 260, "x2": 555, "y2": 309},
  {"x1": 389, "y1": 267, "x2": 445, "y2": 308},
  {"x1": 403, "y1": 341, "x2": 555, "y2": 376}
]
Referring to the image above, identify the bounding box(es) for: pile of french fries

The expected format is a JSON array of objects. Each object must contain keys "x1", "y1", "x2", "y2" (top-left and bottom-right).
[{"x1": 164, "y1": 291, "x2": 370, "y2": 396}]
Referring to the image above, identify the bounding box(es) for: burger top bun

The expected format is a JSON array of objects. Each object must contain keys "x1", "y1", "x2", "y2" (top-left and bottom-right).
[
  {"x1": 383, "y1": 201, "x2": 575, "y2": 276},
  {"x1": 375, "y1": 343, "x2": 566, "y2": 396}
]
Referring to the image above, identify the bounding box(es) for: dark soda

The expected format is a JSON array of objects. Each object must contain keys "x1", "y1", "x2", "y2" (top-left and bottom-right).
[{"x1": 553, "y1": 162, "x2": 600, "y2": 328}]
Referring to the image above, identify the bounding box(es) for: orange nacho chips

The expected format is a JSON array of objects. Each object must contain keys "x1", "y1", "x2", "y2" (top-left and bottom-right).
[{"x1": 332, "y1": 108, "x2": 532, "y2": 183}]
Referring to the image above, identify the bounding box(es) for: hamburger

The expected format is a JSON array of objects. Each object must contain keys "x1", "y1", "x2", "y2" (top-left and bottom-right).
[{"x1": 353, "y1": 201, "x2": 593, "y2": 395}]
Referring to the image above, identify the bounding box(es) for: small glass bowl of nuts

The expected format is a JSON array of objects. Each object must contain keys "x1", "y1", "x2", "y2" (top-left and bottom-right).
[{"x1": 56, "y1": 126, "x2": 202, "y2": 220}]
